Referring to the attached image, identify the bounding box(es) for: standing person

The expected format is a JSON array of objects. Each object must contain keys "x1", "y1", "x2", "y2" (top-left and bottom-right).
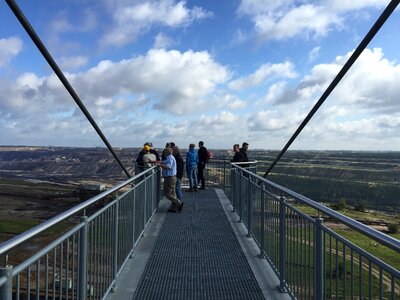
[
  {"x1": 240, "y1": 142, "x2": 249, "y2": 162},
  {"x1": 157, "y1": 148, "x2": 183, "y2": 213},
  {"x1": 142, "y1": 145, "x2": 156, "y2": 169},
  {"x1": 197, "y1": 141, "x2": 208, "y2": 190},
  {"x1": 240, "y1": 142, "x2": 249, "y2": 168},
  {"x1": 147, "y1": 142, "x2": 160, "y2": 162},
  {"x1": 186, "y1": 144, "x2": 198, "y2": 192},
  {"x1": 161, "y1": 142, "x2": 171, "y2": 160},
  {"x1": 231, "y1": 144, "x2": 243, "y2": 162},
  {"x1": 173, "y1": 145, "x2": 184, "y2": 200},
  {"x1": 135, "y1": 142, "x2": 160, "y2": 174}
]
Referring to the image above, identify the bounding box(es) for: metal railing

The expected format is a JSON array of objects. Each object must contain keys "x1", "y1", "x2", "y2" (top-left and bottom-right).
[
  {"x1": 135, "y1": 159, "x2": 257, "y2": 190},
  {"x1": 0, "y1": 167, "x2": 161, "y2": 300},
  {"x1": 230, "y1": 163, "x2": 400, "y2": 299}
]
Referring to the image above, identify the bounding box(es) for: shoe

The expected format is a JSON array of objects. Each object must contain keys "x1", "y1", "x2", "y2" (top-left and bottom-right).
[
  {"x1": 194, "y1": 187, "x2": 198, "y2": 192},
  {"x1": 185, "y1": 188, "x2": 193, "y2": 192},
  {"x1": 168, "y1": 208, "x2": 177, "y2": 213},
  {"x1": 199, "y1": 187, "x2": 205, "y2": 190},
  {"x1": 178, "y1": 202, "x2": 184, "y2": 213}
]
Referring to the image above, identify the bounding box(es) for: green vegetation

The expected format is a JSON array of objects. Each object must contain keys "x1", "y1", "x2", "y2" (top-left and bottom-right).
[
  {"x1": 388, "y1": 223, "x2": 399, "y2": 234},
  {"x1": 0, "y1": 218, "x2": 73, "y2": 236},
  {"x1": 0, "y1": 218, "x2": 41, "y2": 234},
  {"x1": 333, "y1": 228, "x2": 400, "y2": 271}
]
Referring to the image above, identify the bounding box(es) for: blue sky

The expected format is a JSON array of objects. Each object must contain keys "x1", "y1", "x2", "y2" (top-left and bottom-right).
[{"x1": 0, "y1": 0, "x2": 399, "y2": 150}]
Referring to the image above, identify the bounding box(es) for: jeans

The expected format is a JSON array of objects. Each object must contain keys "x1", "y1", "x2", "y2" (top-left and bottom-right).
[
  {"x1": 186, "y1": 165, "x2": 198, "y2": 189},
  {"x1": 175, "y1": 177, "x2": 183, "y2": 200},
  {"x1": 197, "y1": 162, "x2": 205, "y2": 188}
]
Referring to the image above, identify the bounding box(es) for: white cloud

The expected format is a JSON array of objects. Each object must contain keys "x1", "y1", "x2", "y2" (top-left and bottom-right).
[
  {"x1": 59, "y1": 55, "x2": 89, "y2": 70},
  {"x1": 101, "y1": 0, "x2": 212, "y2": 47},
  {"x1": 248, "y1": 109, "x2": 302, "y2": 132},
  {"x1": 229, "y1": 61, "x2": 297, "y2": 91},
  {"x1": 153, "y1": 33, "x2": 174, "y2": 48},
  {"x1": 237, "y1": 0, "x2": 387, "y2": 42},
  {"x1": 326, "y1": 0, "x2": 388, "y2": 12},
  {"x1": 298, "y1": 48, "x2": 400, "y2": 112},
  {"x1": 0, "y1": 49, "x2": 229, "y2": 121},
  {"x1": 0, "y1": 36, "x2": 23, "y2": 67},
  {"x1": 74, "y1": 49, "x2": 229, "y2": 114},
  {"x1": 308, "y1": 46, "x2": 321, "y2": 62}
]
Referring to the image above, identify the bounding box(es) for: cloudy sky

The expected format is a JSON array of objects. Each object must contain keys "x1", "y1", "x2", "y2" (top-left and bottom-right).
[{"x1": 0, "y1": 0, "x2": 399, "y2": 150}]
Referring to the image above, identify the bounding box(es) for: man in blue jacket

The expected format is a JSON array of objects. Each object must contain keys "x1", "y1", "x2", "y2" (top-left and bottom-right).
[{"x1": 186, "y1": 143, "x2": 198, "y2": 192}]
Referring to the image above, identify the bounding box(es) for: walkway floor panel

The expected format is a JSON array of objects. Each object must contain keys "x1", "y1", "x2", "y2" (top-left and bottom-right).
[{"x1": 133, "y1": 188, "x2": 265, "y2": 300}]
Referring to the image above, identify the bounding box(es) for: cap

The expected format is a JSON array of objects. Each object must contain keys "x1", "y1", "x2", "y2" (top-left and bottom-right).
[
  {"x1": 242, "y1": 142, "x2": 249, "y2": 147},
  {"x1": 144, "y1": 142, "x2": 153, "y2": 148},
  {"x1": 143, "y1": 145, "x2": 151, "y2": 151}
]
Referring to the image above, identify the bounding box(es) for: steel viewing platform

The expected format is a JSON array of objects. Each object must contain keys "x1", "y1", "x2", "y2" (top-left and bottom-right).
[
  {"x1": 2, "y1": 0, "x2": 400, "y2": 298},
  {"x1": 108, "y1": 187, "x2": 287, "y2": 300},
  {"x1": 0, "y1": 162, "x2": 399, "y2": 300}
]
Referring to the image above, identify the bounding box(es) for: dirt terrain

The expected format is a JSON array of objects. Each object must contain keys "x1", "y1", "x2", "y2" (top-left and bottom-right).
[{"x1": 0, "y1": 146, "x2": 141, "y2": 247}]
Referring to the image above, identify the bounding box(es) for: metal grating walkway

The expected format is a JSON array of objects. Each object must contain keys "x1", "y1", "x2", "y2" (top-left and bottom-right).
[{"x1": 132, "y1": 188, "x2": 265, "y2": 300}]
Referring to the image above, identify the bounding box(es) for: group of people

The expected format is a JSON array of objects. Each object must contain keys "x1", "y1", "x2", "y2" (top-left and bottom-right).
[
  {"x1": 231, "y1": 142, "x2": 249, "y2": 163},
  {"x1": 135, "y1": 141, "x2": 209, "y2": 213}
]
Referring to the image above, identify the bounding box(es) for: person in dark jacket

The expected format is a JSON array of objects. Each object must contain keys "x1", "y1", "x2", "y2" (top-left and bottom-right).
[
  {"x1": 240, "y1": 142, "x2": 249, "y2": 168},
  {"x1": 173, "y1": 145, "x2": 184, "y2": 200},
  {"x1": 161, "y1": 142, "x2": 171, "y2": 161},
  {"x1": 197, "y1": 141, "x2": 208, "y2": 190},
  {"x1": 231, "y1": 144, "x2": 243, "y2": 162}
]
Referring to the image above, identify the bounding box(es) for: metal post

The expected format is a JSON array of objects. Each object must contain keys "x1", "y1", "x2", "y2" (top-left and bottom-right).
[
  {"x1": 238, "y1": 172, "x2": 242, "y2": 222},
  {"x1": 78, "y1": 216, "x2": 88, "y2": 300},
  {"x1": 112, "y1": 202, "x2": 119, "y2": 290},
  {"x1": 278, "y1": 196, "x2": 287, "y2": 293},
  {"x1": 260, "y1": 184, "x2": 265, "y2": 258},
  {"x1": 247, "y1": 179, "x2": 252, "y2": 237},
  {"x1": 143, "y1": 179, "x2": 147, "y2": 232},
  {"x1": 0, "y1": 265, "x2": 13, "y2": 300},
  {"x1": 223, "y1": 161, "x2": 226, "y2": 190},
  {"x1": 131, "y1": 186, "x2": 136, "y2": 256},
  {"x1": 230, "y1": 168, "x2": 235, "y2": 211},
  {"x1": 314, "y1": 218, "x2": 324, "y2": 300}
]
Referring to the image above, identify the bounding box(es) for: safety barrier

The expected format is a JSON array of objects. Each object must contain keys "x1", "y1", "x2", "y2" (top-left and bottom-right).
[
  {"x1": 231, "y1": 164, "x2": 400, "y2": 299},
  {"x1": 0, "y1": 167, "x2": 161, "y2": 300}
]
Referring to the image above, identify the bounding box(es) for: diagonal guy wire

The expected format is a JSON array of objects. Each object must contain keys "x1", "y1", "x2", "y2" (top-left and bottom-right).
[
  {"x1": 6, "y1": 0, "x2": 131, "y2": 178},
  {"x1": 264, "y1": 0, "x2": 400, "y2": 177}
]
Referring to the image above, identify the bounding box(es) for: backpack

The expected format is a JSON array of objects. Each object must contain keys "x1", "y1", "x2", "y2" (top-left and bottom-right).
[{"x1": 206, "y1": 150, "x2": 212, "y2": 162}]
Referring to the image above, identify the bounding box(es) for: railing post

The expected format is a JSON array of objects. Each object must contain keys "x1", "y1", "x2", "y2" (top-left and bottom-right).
[
  {"x1": 230, "y1": 167, "x2": 235, "y2": 211},
  {"x1": 0, "y1": 265, "x2": 13, "y2": 300},
  {"x1": 131, "y1": 186, "x2": 136, "y2": 256},
  {"x1": 223, "y1": 160, "x2": 226, "y2": 190},
  {"x1": 247, "y1": 178, "x2": 252, "y2": 237},
  {"x1": 112, "y1": 201, "x2": 119, "y2": 290},
  {"x1": 78, "y1": 216, "x2": 88, "y2": 300},
  {"x1": 238, "y1": 171, "x2": 243, "y2": 222},
  {"x1": 278, "y1": 196, "x2": 287, "y2": 293},
  {"x1": 143, "y1": 178, "x2": 147, "y2": 232},
  {"x1": 259, "y1": 184, "x2": 265, "y2": 258},
  {"x1": 314, "y1": 218, "x2": 324, "y2": 300}
]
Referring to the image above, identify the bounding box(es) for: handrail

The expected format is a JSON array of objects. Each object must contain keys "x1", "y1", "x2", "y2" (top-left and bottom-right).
[
  {"x1": 231, "y1": 160, "x2": 257, "y2": 165},
  {"x1": 232, "y1": 163, "x2": 400, "y2": 252},
  {"x1": 0, "y1": 167, "x2": 158, "y2": 256}
]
